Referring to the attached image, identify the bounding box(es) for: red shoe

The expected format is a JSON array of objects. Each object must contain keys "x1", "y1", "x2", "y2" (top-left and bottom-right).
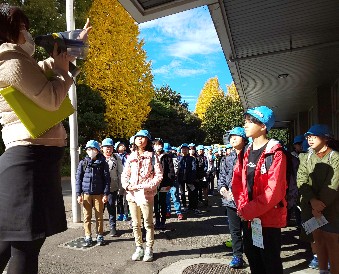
[
  {"x1": 177, "y1": 214, "x2": 184, "y2": 220},
  {"x1": 166, "y1": 212, "x2": 171, "y2": 218}
]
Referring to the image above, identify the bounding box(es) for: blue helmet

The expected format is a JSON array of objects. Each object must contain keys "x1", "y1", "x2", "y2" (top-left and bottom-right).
[
  {"x1": 163, "y1": 143, "x2": 171, "y2": 152},
  {"x1": 304, "y1": 124, "x2": 333, "y2": 138},
  {"x1": 135, "y1": 129, "x2": 152, "y2": 140},
  {"x1": 293, "y1": 135, "x2": 304, "y2": 144},
  {"x1": 196, "y1": 145, "x2": 204, "y2": 150},
  {"x1": 180, "y1": 143, "x2": 189, "y2": 149},
  {"x1": 188, "y1": 143, "x2": 195, "y2": 147},
  {"x1": 228, "y1": 127, "x2": 247, "y2": 141},
  {"x1": 102, "y1": 138, "x2": 114, "y2": 147},
  {"x1": 245, "y1": 105, "x2": 275, "y2": 131},
  {"x1": 85, "y1": 140, "x2": 101, "y2": 151}
]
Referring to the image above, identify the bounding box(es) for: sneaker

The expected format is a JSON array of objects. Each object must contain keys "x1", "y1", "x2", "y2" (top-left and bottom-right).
[
  {"x1": 132, "y1": 246, "x2": 144, "y2": 261},
  {"x1": 110, "y1": 227, "x2": 118, "y2": 237},
  {"x1": 308, "y1": 255, "x2": 319, "y2": 269},
  {"x1": 159, "y1": 223, "x2": 166, "y2": 230},
  {"x1": 154, "y1": 222, "x2": 161, "y2": 230},
  {"x1": 194, "y1": 209, "x2": 203, "y2": 216},
  {"x1": 143, "y1": 247, "x2": 153, "y2": 262},
  {"x1": 177, "y1": 214, "x2": 184, "y2": 220},
  {"x1": 166, "y1": 212, "x2": 171, "y2": 218},
  {"x1": 96, "y1": 235, "x2": 105, "y2": 246},
  {"x1": 229, "y1": 256, "x2": 244, "y2": 268},
  {"x1": 117, "y1": 214, "x2": 124, "y2": 221},
  {"x1": 123, "y1": 214, "x2": 129, "y2": 221},
  {"x1": 83, "y1": 237, "x2": 92, "y2": 247}
]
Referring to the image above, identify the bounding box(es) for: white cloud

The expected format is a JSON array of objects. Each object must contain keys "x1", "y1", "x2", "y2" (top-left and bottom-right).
[
  {"x1": 152, "y1": 60, "x2": 206, "y2": 77},
  {"x1": 139, "y1": 6, "x2": 221, "y2": 58}
]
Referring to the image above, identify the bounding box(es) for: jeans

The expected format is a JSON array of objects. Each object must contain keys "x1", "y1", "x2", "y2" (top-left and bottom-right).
[
  {"x1": 117, "y1": 193, "x2": 128, "y2": 215},
  {"x1": 226, "y1": 206, "x2": 243, "y2": 257},
  {"x1": 0, "y1": 238, "x2": 45, "y2": 274},
  {"x1": 129, "y1": 200, "x2": 154, "y2": 248},
  {"x1": 107, "y1": 191, "x2": 118, "y2": 229},
  {"x1": 154, "y1": 191, "x2": 167, "y2": 224},
  {"x1": 166, "y1": 185, "x2": 182, "y2": 214},
  {"x1": 82, "y1": 194, "x2": 104, "y2": 237},
  {"x1": 243, "y1": 223, "x2": 283, "y2": 274}
]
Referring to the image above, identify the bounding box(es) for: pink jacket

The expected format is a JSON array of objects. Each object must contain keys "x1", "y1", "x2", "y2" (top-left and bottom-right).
[{"x1": 121, "y1": 151, "x2": 163, "y2": 202}]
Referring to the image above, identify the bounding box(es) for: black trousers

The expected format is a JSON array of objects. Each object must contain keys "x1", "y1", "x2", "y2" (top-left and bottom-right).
[
  {"x1": 243, "y1": 223, "x2": 283, "y2": 274},
  {"x1": 226, "y1": 206, "x2": 243, "y2": 257},
  {"x1": 154, "y1": 191, "x2": 167, "y2": 224},
  {"x1": 0, "y1": 238, "x2": 45, "y2": 274}
]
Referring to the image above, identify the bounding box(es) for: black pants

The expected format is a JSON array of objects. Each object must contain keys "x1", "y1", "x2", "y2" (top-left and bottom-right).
[
  {"x1": 0, "y1": 238, "x2": 45, "y2": 274},
  {"x1": 226, "y1": 206, "x2": 243, "y2": 257},
  {"x1": 179, "y1": 180, "x2": 187, "y2": 207},
  {"x1": 154, "y1": 191, "x2": 167, "y2": 224},
  {"x1": 243, "y1": 223, "x2": 283, "y2": 274},
  {"x1": 187, "y1": 184, "x2": 198, "y2": 210}
]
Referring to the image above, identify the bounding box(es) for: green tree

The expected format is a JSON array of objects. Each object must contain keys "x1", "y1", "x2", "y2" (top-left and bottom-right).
[
  {"x1": 202, "y1": 82, "x2": 244, "y2": 143},
  {"x1": 195, "y1": 76, "x2": 224, "y2": 120},
  {"x1": 144, "y1": 86, "x2": 204, "y2": 146},
  {"x1": 84, "y1": 0, "x2": 154, "y2": 139}
]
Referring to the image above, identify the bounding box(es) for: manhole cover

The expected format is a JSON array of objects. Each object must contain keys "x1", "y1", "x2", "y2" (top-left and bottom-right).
[
  {"x1": 59, "y1": 237, "x2": 100, "y2": 251},
  {"x1": 183, "y1": 263, "x2": 248, "y2": 274}
]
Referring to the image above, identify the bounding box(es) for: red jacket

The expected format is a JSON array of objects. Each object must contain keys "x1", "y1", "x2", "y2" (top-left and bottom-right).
[{"x1": 232, "y1": 139, "x2": 287, "y2": 227}]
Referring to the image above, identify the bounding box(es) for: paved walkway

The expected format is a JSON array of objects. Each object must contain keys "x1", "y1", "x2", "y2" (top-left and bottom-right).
[{"x1": 3, "y1": 178, "x2": 318, "y2": 274}]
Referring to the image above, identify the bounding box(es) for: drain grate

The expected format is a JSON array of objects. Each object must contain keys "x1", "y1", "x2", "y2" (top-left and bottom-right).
[
  {"x1": 59, "y1": 237, "x2": 98, "y2": 251},
  {"x1": 182, "y1": 263, "x2": 249, "y2": 274}
]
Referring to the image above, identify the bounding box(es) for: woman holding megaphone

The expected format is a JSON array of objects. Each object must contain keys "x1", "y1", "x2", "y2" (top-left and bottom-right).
[{"x1": 0, "y1": 4, "x2": 91, "y2": 273}]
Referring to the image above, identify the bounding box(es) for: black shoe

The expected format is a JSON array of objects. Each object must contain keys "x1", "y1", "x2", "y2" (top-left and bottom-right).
[{"x1": 110, "y1": 227, "x2": 118, "y2": 237}]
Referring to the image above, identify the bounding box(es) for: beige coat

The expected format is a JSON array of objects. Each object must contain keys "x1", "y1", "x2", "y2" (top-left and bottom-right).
[{"x1": 0, "y1": 43, "x2": 73, "y2": 148}]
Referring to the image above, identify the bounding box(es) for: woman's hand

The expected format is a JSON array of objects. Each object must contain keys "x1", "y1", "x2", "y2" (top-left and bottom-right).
[
  {"x1": 312, "y1": 208, "x2": 323, "y2": 218},
  {"x1": 52, "y1": 43, "x2": 73, "y2": 73},
  {"x1": 78, "y1": 18, "x2": 92, "y2": 41},
  {"x1": 310, "y1": 198, "x2": 326, "y2": 212}
]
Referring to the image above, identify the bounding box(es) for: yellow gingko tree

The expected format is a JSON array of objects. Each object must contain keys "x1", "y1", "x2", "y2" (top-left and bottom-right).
[
  {"x1": 83, "y1": 0, "x2": 154, "y2": 138},
  {"x1": 226, "y1": 82, "x2": 240, "y2": 101},
  {"x1": 195, "y1": 76, "x2": 224, "y2": 120}
]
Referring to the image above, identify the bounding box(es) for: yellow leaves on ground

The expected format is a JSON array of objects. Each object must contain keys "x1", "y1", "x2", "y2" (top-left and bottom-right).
[
  {"x1": 84, "y1": 0, "x2": 154, "y2": 138},
  {"x1": 195, "y1": 76, "x2": 224, "y2": 120}
]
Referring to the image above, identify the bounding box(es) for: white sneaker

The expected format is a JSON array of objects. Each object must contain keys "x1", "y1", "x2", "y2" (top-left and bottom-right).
[
  {"x1": 143, "y1": 247, "x2": 153, "y2": 262},
  {"x1": 132, "y1": 246, "x2": 144, "y2": 261}
]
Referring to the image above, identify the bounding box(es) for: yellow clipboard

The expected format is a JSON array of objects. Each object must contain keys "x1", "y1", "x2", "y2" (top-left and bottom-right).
[{"x1": 0, "y1": 86, "x2": 75, "y2": 138}]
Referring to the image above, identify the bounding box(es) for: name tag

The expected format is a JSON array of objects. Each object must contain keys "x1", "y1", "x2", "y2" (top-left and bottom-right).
[{"x1": 252, "y1": 218, "x2": 264, "y2": 249}]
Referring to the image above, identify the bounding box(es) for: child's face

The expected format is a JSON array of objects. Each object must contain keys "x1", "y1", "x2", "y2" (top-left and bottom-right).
[
  {"x1": 102, "y1": 146, "x2": 113, "y2": 157},
  {"x1": 230, "y1": 135, "x2": 245, "y2": 150},
  {"x1": 293, "y1": 143, "x2": 303, "y2": 153},
  {"x1": 244, "y1": 116, "x2": 266, "y2": 138},
  {"x1": 307, "y1": 135, "x2": 327, "y2": 152},
  {"x1": 135, "y1": 136, "x2": 147, "y2": 149},
  {"x1": 117, "y1": 144, "x2": 126, "y2": 153}
]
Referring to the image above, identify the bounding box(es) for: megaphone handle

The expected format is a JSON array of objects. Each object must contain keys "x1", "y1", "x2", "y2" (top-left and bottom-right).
[{"x1": 69, "y1": 62, "x2": 80, "y2": 77}]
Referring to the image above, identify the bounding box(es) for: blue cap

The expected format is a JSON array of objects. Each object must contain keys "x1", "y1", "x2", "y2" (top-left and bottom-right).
[
  {"x1": 85, "y1": 140, "x2": 101, "y2": 151},
  {"x1": 228, "y1": 127, "x2": 247, "y2": 141},
  {"x1": 180, "y1": 143, "x2": 189, "y2": 148},
  {"x1": 213, "y1": 149, "x2": 218, "y2": 153},
  {"x1": 196, "y1": 145, "x2": 204, "y2": 150},
  {"x1": 163, "y1": 143, "x2": 171, "y2": 152},
  {"x1": 304, "y1": 124, "x2": 333, "y2": 138},
  {"x1": 135, "y1": 129, "x2": 152, "y2": 140},
  {"x1": 115, "y1": 141, "x2": 126, "y2": 150},
  {"x1": 293, "y1": 135, "x2": 304, "y2": 144},
  {"x1": 225, "y1": 144, "x2": 233, "y2": 149},
  {"x1": 245, "y1": 106, "x2": 275, "y2": 131},
  {"x1": 188, "y1": 143, "x2": 195, "y2": 147},
  {"x1": 302, "y1": 139, "x2": 310, "y2": 152},
  {"x1": 101, "y1": 138, "x2": 114, "y2": 147},
  {"x1": 129, "y1": 136, "x2": 135, "y2": 145},
  {"x1": 206, "y1": 146, "x2": 212, "y2": 150},
  {"x1": 176, "y1": 147, "x2": 181, "y2": 152}
]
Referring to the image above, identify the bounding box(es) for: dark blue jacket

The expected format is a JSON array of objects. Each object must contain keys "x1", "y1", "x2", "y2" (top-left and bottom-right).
[
  {"x1": 76, "y1": 153, "x2": 111, "y2": 196},
  {"x1": 177, "y1": 155, "x2": 196, "y2": 184},
  {"x1": 217, "y1": 150, "x2": 238, "y2": 207},
  {"x1": 196, "y1": 154, "x2": 207, "y2": 180}
]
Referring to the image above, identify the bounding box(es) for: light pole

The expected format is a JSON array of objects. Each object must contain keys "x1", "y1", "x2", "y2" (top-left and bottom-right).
[{"x1": 66, "y1": 0, "x2": 81, "y2": 223}]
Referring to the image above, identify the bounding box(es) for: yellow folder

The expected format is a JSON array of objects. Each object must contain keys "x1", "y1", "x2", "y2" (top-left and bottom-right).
[{"x1": 0, "y1": 86, "x2": 75, "y2": 138}]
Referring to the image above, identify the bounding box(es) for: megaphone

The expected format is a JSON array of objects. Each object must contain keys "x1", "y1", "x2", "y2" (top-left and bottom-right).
[{"x1": 35, "y1": 29, "x2": 88, "y2": 77}]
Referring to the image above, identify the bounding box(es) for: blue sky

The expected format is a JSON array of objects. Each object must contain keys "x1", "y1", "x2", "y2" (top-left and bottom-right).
[{"x1": 138, "y1": 6, "x2": 233, "y2": 111}]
